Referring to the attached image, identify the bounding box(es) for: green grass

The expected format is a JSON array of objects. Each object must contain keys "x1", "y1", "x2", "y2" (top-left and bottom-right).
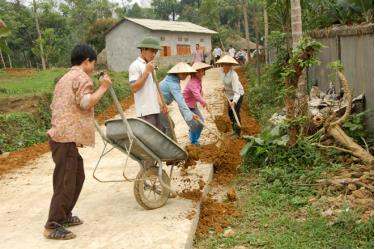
[
  {"x1": 0, "y1": 68, "x2": 67, "y2": 96},
  {"x1": 194, "y1": 172, "x2": 374, "y2": 249},
  {"x1": 0, "y1": 68, "x2": 132, "y2": 152}
]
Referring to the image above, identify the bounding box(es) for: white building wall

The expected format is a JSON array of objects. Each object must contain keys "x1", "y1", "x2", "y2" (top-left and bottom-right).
[{"x1": 106, "y1": 21, "x2": 214, "y2": 72}]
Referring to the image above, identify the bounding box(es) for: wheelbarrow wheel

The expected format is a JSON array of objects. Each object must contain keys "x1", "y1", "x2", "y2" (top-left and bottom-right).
[{"x1": 133, "y1": 167, "x2": 170, "y2": 210}]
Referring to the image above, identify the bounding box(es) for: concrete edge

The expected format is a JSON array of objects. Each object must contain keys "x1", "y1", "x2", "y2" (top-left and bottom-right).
[{"x1": 184, "y1": 163, "x2": 214, "y2": 249}]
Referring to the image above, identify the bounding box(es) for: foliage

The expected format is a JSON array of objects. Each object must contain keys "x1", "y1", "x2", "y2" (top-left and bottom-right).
[
  {"x1": 343, "y1": 110, "x2": 373, "y2": 150},
  {"x1": 281, "y1": 36, "x2": 324, "y2": 81},
  {"x1": 85, "y1": 18, "x2": 117, "y2": 53},
  {"x1": 247, "y1": 64, "x2": 284, "y2": 125},
  {"x1": 0, "y1": 69, "x2": 131, "y2": 152}
]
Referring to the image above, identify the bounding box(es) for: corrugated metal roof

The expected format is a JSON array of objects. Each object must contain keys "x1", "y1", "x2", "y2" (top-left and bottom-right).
[{"x1": 106, "y1": 18, "x2": 217, "y2": 35}]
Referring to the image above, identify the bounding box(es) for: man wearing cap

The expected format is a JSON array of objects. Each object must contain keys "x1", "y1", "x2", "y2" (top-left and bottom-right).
[
  {"x1": 129, "y1": 37, "x2": 167, "y2": 130},
  {"x1": 159, "y1": 62, "x2": 200, "y2": 138}
]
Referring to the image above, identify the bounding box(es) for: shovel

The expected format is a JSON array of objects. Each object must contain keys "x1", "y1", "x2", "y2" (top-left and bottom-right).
[
  {"x1": 152, "y1": 70, "x2": 178, "y2": 142},
  {"x1": 196, "y1": 118, "x2": 223, "y2": 141},
  {"x1": 224, "y1": 94, "x2": 241, "y2": 128}
]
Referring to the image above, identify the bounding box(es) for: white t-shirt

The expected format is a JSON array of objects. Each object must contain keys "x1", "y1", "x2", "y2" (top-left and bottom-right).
[
  {"x1": 129, "y1": 57, "x2": 160, "y2": 117},
  {"x1": 213, "y1": 47, "x2": 222, "y2": 57},
  {"x1": 229, "y1": 48, "x2": 236, "y2": 57}
]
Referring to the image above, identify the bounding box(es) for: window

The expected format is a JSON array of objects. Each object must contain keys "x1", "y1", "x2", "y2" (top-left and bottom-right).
[
  {"x1": 176, "y1": 44, "x2": 191, "y2": 56},
  {"x1": 178, "y1": 37, "x2": 182, "y2": 42},
  {"x1": 160, "y1": 46, "x2": 172, "y2": 57},
  {"x1": 200, "y1": 38, "x2": 204, "y2": 42},
  {"x1": 160, "y1": 36, "x2": 165, "y2": 41},
  {"x1": 184, "y1": 37, "x2": 189, "y2": 42}
]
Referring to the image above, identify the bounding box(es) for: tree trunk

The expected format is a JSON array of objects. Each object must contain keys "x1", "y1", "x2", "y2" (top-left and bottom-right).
[
  {"x1": 264, "y1": 7, "x2": 269, "y2": 64},
  {"x1": 32, "y1": 0, "x2": 46, "y2": 70},
  {"x1": 253, "y1": 3, "x2": 261, "y2": 85},
  {"x1": 243, "y1": 0, "x2": 249, "y2": 41},
  {"x1": 290, "y1": 0, "x2": 302, "y2": 49},
  {"x1": 327, "y1": 125, "x2": 373, "y2": 165},
  {"x1": 291, "y1": 0, "x2": 308, "y2": 117},
  {"x1": 5, "y1": 41, "x2": 12, "y2": 68},
  {"x1": 0, "y1": 48, "x2": 6, "y2": 69}
]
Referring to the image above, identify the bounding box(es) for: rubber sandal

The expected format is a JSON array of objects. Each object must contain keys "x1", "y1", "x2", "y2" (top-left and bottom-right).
[
  {"x1": 62, "y1": 216, "x2": 83, "y2": 227},
  {"x1": 44, "y1": 225, "x2": 76, "y2": 240}
]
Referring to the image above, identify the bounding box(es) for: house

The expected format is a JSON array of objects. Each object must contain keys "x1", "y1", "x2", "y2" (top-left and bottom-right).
[{"x1": 105, "y1": 18, "x2": 217, "y2": 72}]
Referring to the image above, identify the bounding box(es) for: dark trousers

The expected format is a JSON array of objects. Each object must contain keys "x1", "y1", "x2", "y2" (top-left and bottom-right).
[
  {"x1": 45, "y1": 138, "x2": 85, "y2": 229},
  {"x1": 228, "y1": 95, "x2": 244, "y2": 135},
  {"x1": 140, "y1": 113, "x2": 166, "y2": 167}
]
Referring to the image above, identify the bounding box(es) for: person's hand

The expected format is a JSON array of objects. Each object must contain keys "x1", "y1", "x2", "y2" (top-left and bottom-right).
[
  {"x1": 161, "y1": 104, "x2": 168, "y2": 114},
  {"x1": 145, "y1": 61, "x2": 156, "y2": 74},
  {"x1": 230, "y1": 101, "x2": 236, "y2": 108},
  {"x1": 99, "y1": 73, "x2": 112, "y2": 89},
  {"x1": 205, "y1": 105, "x2": 210, "y2": 112},
  {"x1": 192, "y1": 113, "x2": 200, "y2": 121}
]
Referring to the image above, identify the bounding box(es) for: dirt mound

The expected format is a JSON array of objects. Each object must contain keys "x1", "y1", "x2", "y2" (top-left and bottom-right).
[
  {"x1": 185, "y1": 143, "x2": 219, "y2": 164},
  {"x1": 215, "y1": 114, "x2": 231, "y2": 133},
  {"x1": 178, "y1": 189, "x2": 202, "y2": 202},
  {"x1": 196, "y1": 196, "x2": 240, "y2": 237},
  {"x1": 213, "y1": 138, "x2": 247, "y2": 185},
  {"x1": 0, "y1": 142, "x2": 50, "y2": 177}
]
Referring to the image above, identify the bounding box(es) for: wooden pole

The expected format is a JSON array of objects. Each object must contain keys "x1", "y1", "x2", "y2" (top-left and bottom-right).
[{"x1": 152, "y1": 71, "x2": 178, "y2": 142}]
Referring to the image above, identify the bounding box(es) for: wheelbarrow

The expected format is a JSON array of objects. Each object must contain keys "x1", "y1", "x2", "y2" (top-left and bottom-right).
[{"x1": 93, "y1": 86, "x2": 187, "y2": 210}]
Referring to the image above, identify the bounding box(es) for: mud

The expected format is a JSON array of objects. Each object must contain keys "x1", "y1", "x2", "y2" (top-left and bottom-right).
[{"x1": 196, "y1": 196, "x2": 240, "y2": 237}]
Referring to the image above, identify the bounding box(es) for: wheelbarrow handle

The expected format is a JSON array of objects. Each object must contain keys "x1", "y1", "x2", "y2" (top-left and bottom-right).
[{"x1": 108, "y1": 85, "x2": 135, "y2": 138}]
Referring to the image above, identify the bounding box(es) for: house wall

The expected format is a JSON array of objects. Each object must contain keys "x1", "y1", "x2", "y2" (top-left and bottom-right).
[
  {"x1": 105, "y1": 21, "x2": 151, "y2": 72},
  {"x1": 106, "y1": 21, "x2": 213, "y2": 71}
]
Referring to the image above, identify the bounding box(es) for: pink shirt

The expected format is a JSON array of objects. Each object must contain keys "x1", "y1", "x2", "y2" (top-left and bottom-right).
[
  {"x1": 192, "y1": 50, "x2": 204, "y2": 63},
  {"x1": 183, "y1": 76, "x2": 207, "y2": 108}
]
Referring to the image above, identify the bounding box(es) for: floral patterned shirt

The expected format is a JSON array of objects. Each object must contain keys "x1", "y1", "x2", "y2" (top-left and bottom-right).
[{"x1": 47, "y1": 66, "x2": 95, "y2": 146}]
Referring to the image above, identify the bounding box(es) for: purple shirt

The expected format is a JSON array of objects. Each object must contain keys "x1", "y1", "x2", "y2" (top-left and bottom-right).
[
  {"x1": 192, "y1": 50, "x2": 204, "y2": 63},
  {"x1": 183, "y1": 76, "x2": 207, "y2": 108}
]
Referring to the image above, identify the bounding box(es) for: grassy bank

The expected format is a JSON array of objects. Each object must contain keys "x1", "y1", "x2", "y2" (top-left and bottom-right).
[{"x1": 0, "y1": 69, "x2": 131, "y2": 152}]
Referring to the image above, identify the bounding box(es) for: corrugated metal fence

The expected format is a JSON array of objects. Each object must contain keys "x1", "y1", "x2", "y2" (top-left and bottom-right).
[{"x1": 307, "y1": 24, "x2": 373, "y2": 131}]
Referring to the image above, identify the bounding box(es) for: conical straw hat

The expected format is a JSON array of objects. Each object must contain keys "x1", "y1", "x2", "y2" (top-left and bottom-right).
[
  {"x1": 168, "y1": 62, "x2": 196, "y2": 74},
  {"x1": 192, "y1": 62, "x2": 212, "y2": 71},
  {"x1": 216, "y1": 55, "x2": 239, "y2": 65}
]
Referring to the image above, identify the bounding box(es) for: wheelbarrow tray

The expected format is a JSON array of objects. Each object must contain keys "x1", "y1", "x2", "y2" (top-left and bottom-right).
[{"x1": 105, "y1": 118, "x2": 187, "y2": 162}]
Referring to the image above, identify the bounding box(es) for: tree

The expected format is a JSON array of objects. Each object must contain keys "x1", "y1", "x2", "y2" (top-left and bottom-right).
[
  {"x1": 152, "y1": 0, "x2": 180, "y2": 20},
  {"x1": 86, "y1": 18, "x2": 117, "y2": 52},
  {"x1": 32, "y1": 28, "x2": 59, "y2": 68},
  {"x1": 32, "y1": 0, "x2": 46, "y2": 69},
  {"x1": 0, "y1": 23, "x2": 10, "y2": 68}
]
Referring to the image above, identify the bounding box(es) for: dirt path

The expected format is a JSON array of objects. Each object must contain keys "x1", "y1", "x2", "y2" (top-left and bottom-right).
[{"x1": 0, "y1": 68, "x2": 224, "y2": 249}]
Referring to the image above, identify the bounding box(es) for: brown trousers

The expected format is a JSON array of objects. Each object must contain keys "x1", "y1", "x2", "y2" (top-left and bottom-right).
[{"x1": 45, "y1": 138, "x2": 85, "y2": 229}]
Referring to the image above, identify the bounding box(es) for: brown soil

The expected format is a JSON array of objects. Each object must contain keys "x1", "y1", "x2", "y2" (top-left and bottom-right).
[
  {"x1": 0, "y1": 96, "x2": 134, "y2": 177},
  {"x1": 213, "y1": 138, "x2": 247, "y2": 185},
  {"x1": 4, "y1": 68, "x2": 35, "y2": 76},
  {"x1": 227, "y1": 187, "x2": 237, "y2": 201},
  {"x1": 178, "y1": 189, "x2": 202, "y2": 202},
  {"x1": 196, "y1": 196, "x2": 240, "y2": 237}
]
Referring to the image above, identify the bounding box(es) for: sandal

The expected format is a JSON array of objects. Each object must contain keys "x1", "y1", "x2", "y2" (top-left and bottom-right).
[
  {"x1": 62, "y1": 216, "x2": 83, "y2": 227},
  {"x1": 44, "y1": 224, "x2": 76, "y2": 240}
]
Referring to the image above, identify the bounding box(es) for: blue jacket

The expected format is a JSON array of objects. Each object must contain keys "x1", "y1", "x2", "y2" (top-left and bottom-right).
[{"x1": 160, "y1": 74, "x2": 193, "y2": 121}]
